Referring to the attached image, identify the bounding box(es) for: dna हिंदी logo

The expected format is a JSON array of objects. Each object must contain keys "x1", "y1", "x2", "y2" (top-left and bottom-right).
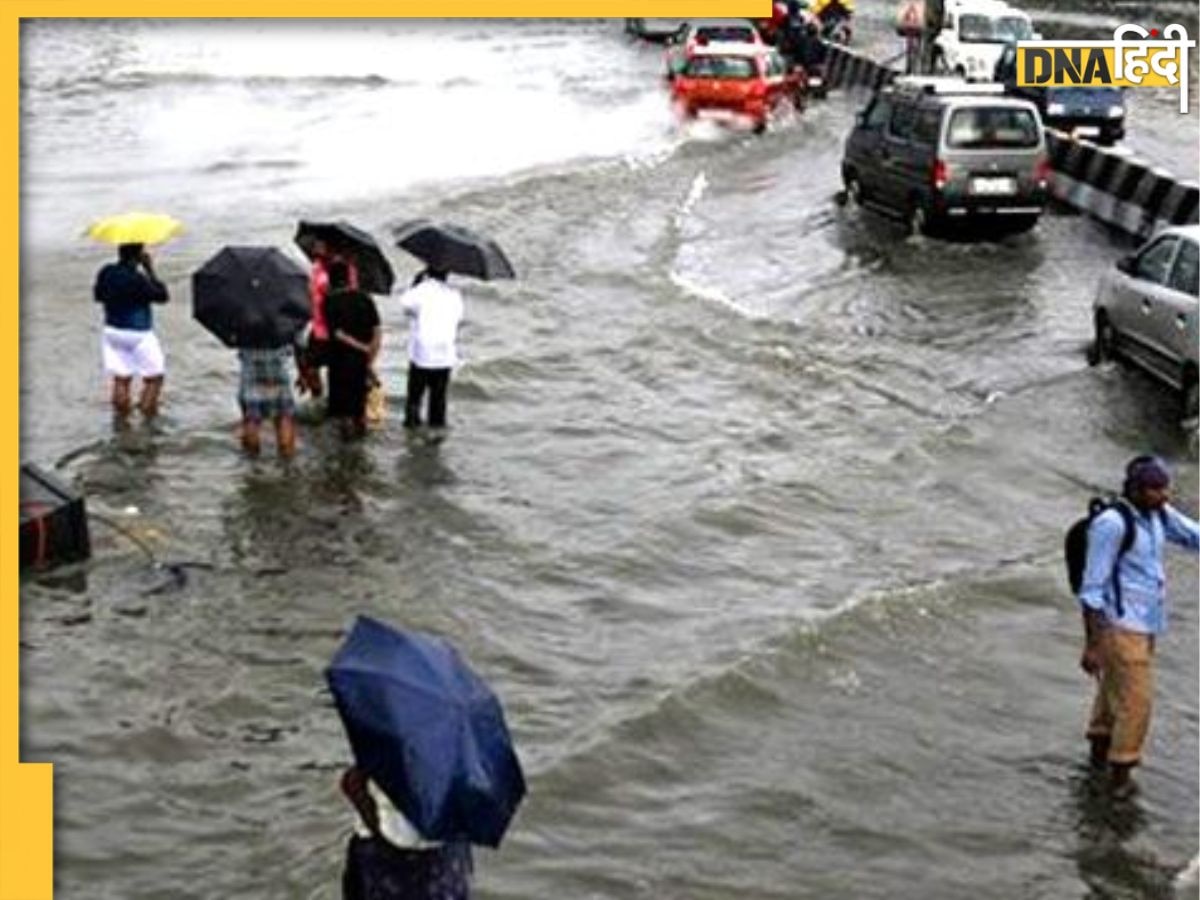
[{"x1": 1016, "y1": 24, "x2": 1195, "y2": 113}]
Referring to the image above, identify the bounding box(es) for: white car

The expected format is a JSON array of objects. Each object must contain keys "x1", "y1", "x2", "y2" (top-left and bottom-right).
[
  {"x1": 664, "y1": 19, "x2": 764, "y2": 79},
  {"x1": 935, "y1": 0, "x2": 1036, "y2": 82},
  {"x1": 1091, "y1": 224, "x2": 1200, "y2": 419}
]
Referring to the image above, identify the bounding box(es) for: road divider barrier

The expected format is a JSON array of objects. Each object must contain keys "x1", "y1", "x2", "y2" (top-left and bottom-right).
[{"x1": 820, "y1": 43, "x2": 1199, "y2": 238}]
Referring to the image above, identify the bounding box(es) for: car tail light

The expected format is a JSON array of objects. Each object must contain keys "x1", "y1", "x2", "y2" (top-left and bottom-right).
[
  {"x1": 748, "y1": 80, "x2": 768, "y2": 99},
  {"x1": 931, "y1": 159, "x2": 948, "y2": 191},
  {"x1": 1034, "y1": 156, "x2": 1052, "y2": 187}
]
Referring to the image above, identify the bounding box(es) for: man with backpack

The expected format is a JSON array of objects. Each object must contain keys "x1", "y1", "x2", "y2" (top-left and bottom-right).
[{"x1": 1075, "y1": 455, "x2": 1198, "y2": 797}]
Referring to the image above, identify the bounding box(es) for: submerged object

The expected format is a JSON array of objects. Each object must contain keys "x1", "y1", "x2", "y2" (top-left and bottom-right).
[{"x1": 20, "y1": 463, "x2": 91, "y2": 570}]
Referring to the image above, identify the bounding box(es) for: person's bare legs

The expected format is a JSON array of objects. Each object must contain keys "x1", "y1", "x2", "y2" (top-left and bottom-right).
[
  {"x1": 112, "y1": 376, "x2": 133, "y2": 417},
  {"x1": 138, "y1": 375, "x2": 164, "y2": 418},
  {"x1": 241, "y1": 417, "x2": 262, "y2": 457},
  {"x1": 276, "y1": 414, "x2": 296, "y2": 458}
]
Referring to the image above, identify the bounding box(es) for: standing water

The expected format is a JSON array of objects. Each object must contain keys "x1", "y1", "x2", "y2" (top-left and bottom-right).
[{"x1": 19, "y1": 15, "x2": 1199, "y2": 899}]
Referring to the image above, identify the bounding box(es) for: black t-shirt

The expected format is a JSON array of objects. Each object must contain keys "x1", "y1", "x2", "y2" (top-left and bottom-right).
[{"x1": 325, "y1": 289, "x2": 380, "y2": 358}]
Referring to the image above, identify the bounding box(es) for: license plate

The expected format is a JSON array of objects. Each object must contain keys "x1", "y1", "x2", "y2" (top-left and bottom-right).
[
  {"x1": 809, "y1": 77, "x2": 823, "y2": 86},
  {"x1": 697, "y1": 108, "x2": 743, "y2": 123},
  {"x1": 1074, "y1": 125, "x2": 1100, "y2": 137},
  {"x1": 970, "y1": 176, "x2": 1017, "y2": 196}
]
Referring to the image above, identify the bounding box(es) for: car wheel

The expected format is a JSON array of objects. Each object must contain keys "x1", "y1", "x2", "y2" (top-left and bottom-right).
[
  {"x1": 1182, "y1": 368, "x2": 1199, "y2": 421},
  {"x1": 1090, "y1": 312, "x2": 1117, "y2": 364},
  {"x1": 753, "y1": 118, "x2": 767, "y2": 135}
]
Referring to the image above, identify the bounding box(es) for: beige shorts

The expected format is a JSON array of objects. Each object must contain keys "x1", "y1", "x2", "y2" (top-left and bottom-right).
[{"x1": 1086, "y1": 628, "x2": 1155, "y2": 766}]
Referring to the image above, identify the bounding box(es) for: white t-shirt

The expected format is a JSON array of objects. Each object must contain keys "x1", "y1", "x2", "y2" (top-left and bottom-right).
[
  {"x1": 400, "y1": 278, "x2": 464, "y2": 369},
  {"x1": 352, "y1": 779, "x2": 441, "y2": 850}
]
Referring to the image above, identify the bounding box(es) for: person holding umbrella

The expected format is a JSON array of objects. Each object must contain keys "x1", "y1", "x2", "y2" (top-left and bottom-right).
[
  {"x1": 324, "y1": 261, "x2": 381, "y2": 441},
  {"x1": 327, "y1": 616, "x2": 526, "y2": 900},
  {"x1": 296, "y1": 237, "x2": 355, "y2": 399},
  {"x1": 192, "y1": 245, "x2": 311, "y2": 458},
  {"x1": 294, "y1": 221, "x2": 395, "y2": 401},
  {"x1": 89, "y1": 211, "x2": 182, "y2": 418},
  {"x1": 398, "y1": 268, "x2": 464, "y2": 432},
  {"x1": 392, "y1": 219, "x2": 515, "y2": 432},
  {"x1": 339, "y1": 765, "x2": 474, "y2": 899},
  {"x1": 93, "y1": 241, "x2": 170, "y2": 418}
]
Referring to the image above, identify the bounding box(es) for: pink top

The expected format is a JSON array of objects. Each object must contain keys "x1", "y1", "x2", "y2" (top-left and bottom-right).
[{"x1": 309, "y1": 255, "x2": 358, "y2": 341}]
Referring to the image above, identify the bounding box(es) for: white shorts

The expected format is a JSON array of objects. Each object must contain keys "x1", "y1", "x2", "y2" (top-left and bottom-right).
[{"x1": 102, "y1": 327, "x2": 165, "y2": 379}]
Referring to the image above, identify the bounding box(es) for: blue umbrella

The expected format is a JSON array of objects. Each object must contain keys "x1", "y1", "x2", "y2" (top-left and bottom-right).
[{"x1": 326, "y1": 616, "x2": 526, "y2": 848}]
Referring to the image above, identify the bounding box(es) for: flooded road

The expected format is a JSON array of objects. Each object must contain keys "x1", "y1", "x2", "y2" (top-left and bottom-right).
[{"x1": 19, "y1": 15, "x2": 1199, "y2": 899}]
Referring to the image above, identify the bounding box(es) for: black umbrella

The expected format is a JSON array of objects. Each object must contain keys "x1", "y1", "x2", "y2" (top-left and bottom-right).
[
  {"x1": 192, "y1": 246, "x2": 310, "y2": 349},
  {"x1": 294, "y1": 220, "x2": 396, "y2": 295},
  {"x1": 393, "y1": 219, "x2": 516, "y2": 281}
]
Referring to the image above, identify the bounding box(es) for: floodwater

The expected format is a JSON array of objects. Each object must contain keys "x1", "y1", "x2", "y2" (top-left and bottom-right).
[{"x1": 18, "y1": 13, "x2": 1199, "y2": 900}]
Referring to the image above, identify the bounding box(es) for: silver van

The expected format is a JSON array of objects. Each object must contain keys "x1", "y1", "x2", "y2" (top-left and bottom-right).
[
  {"x1": 1091, "y1": 224, "x2": 1199, "y2": 419},
  {"x1": 841, "y1": 77, "x2": 1049, "y2": 235}
]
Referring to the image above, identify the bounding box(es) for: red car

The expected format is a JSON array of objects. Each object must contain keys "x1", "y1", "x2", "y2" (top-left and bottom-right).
[{"x1": 671, "y1": 45, "x2": 807, "y2": 133}]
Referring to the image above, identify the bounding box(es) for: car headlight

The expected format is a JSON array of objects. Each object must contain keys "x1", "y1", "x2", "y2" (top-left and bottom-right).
[
  {"x1": 1047, "y1": 102, "x2": 1066, "y2": 116},
  {"x1": 1107, "y1": 105, "x2": 1124, "y2": 118}
]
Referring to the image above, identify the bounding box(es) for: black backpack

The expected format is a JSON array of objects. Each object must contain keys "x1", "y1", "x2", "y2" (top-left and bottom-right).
[{"x1": 1064, "y1": 497, "x2": 1137, "y2": 617}]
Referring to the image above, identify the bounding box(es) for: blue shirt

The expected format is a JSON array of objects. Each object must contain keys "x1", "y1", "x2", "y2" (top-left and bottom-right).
[
  {"x1": 94, "y1": 261, "x2": 168, "y2": 331},
  {"x1": 1079, "y1": 502, "x2": 1199, "y2": 634}
]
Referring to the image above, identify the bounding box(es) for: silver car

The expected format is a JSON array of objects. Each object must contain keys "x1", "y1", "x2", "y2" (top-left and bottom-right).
[{"x1": 1091, "y1": 224, "x2": 1200, "y2": 419}]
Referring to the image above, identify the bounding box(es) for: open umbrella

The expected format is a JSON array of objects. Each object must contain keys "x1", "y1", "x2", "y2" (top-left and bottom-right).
[
  {"x1": 86, "y1": 211, "x2": 183, "y2": 246},
  {"x1": 192, "y1": 246, "x2": 310, "y2": 349},
  {"x1": 326, "y1": 616, "x2": 526, "y2": 848},
  {"x1": 393, "y1": 219, "x2": 516, "y2": 281},
  {"x1": 294, "y1": 220, "x2": 396, "y2": 295}
]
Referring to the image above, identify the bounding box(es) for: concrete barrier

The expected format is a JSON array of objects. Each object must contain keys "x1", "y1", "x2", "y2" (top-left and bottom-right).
[
  {"x1": 824, "y1": 43, "x2": 897, "y2": 93},
  {"x1": 821, "y1": 44, "x2": 1200, "y2": 238},
  {"x1": 1045, "y1": 129, "x2": 1200, "y2": 238}
]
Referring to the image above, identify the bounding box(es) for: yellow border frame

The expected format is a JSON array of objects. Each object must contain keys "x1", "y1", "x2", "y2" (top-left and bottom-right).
[{"x1": 1, "y1": 7, "x2": 767, "y2": 898}]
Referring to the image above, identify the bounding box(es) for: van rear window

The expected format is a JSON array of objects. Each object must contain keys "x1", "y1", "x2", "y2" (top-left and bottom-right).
[{"x1": 946, "y1": 107, "x2": 1040, "y2": 149}]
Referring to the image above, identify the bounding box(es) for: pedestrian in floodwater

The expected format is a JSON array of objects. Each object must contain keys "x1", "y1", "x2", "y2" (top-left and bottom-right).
[
  {"x1": 297, "y1": 237, "x2": 359, "y2": 399},
  {"x1": 1078, "y1": 455, "x2": 1198, "y2": 798},
  {"x1": 324, "y1": 260, "x2": 381, "y2": 441},
  {"x1": 93, "y1": 242, "x2": 169, "y2": 417},
  {"x1": 236, "y1": 345, "x2": 297, "y2": 458},
  {"x1": 399, "y1": 268, "x2": 464, "y2": 432},
  {"x1": 340, "y1": 765, "x2": 473, "y2": 900}
]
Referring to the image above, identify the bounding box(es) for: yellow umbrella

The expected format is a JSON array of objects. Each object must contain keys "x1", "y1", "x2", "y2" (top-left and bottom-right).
[{"x1": 85, "y1": 212, "x2": 183, "y2": 246}]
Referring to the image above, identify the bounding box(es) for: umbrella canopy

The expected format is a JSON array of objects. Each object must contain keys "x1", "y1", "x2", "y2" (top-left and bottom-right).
[
  {"x1": 192, "y1": 246, "x2": 310, "y2": 349},
  {"x1": 86, "y1": 211, "x2": 183, "y2": 246},
  {"x1": 294, "y1": 220, "x2": 396, "y2": 295},
  {"x1": 326, "y1": 616, "x2": 526, "y2": 848},
  {"x1": 393, "y1": 219, "x2": 516, "y2": 281}
]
